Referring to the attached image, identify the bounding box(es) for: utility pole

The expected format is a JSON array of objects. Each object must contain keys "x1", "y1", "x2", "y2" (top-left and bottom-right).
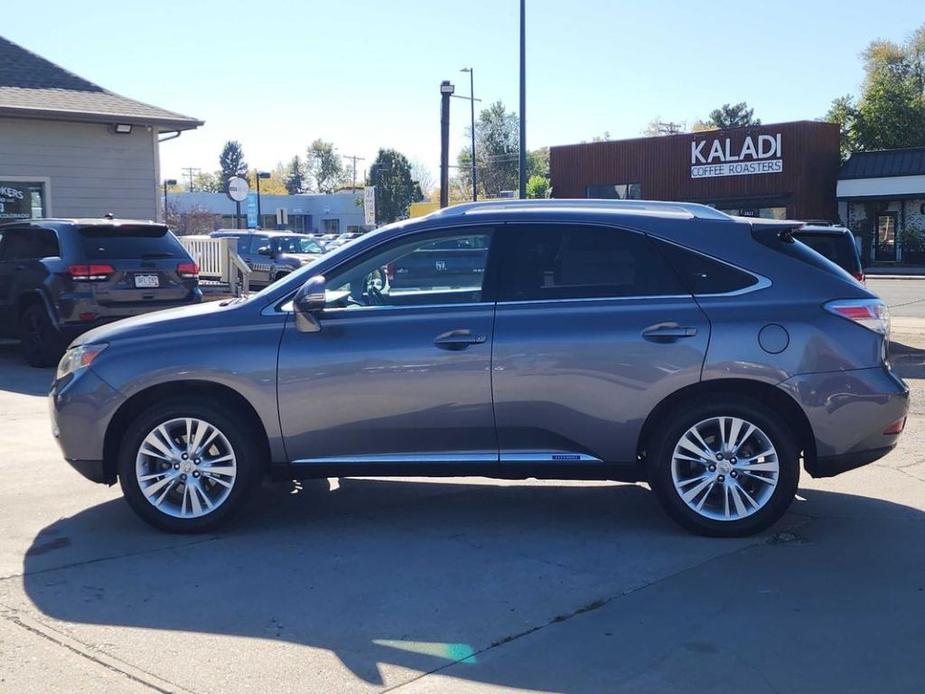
[
  {"x1": 518, "y1": 0, "x2": 527, "y2": 199},
  {"x1": 182, "y1": 167, "x2": 201, "y2": 192},
  {"x1": 439, "y1": 80, "x2": 455, "y2": 208},
  {"x1": 343, "y1": 154, "x2": 366, "y2": 193}
]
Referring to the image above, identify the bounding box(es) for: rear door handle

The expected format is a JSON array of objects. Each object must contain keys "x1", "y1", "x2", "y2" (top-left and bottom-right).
[
  {"x1": 642, "y1": 323, "x2": 698, "y2": 342},
  {"x1": 434, "y1": 329, "x2": 487, "y2": 351}
]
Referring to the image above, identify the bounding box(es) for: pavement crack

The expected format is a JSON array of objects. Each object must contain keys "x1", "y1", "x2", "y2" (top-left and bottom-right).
[
  {"x1": 0, "y1": 535, "x2": 221, "y2": 583},
  {"x1": 1, "y1": 607, "x2": 195, "y2": 693}
]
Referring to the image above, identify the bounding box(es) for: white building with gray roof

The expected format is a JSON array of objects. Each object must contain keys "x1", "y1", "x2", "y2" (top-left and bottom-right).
[{"x1": 0, "y1": 35, "x2": 201, "y2": 222}]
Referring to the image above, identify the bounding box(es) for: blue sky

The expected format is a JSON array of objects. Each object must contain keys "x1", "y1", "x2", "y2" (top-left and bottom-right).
[{"x1": 4, "y1": 1, "x2": 922, "y2": 185}]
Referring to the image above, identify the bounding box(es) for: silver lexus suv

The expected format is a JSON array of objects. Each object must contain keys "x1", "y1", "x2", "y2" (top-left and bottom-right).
[{"x1": 49, "y1": 200, "x2": 909, "y2": 536}]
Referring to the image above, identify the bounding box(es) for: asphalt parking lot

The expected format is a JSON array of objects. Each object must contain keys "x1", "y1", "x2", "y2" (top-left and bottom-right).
[{"x1": 2, "y1": 323, "x2": 925, "y2": 693}]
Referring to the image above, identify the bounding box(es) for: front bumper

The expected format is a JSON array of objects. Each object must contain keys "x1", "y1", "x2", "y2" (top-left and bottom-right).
[
  {"x1": 50, "y1": 368, "x2": 124, "y2": 484},
  {"x1": 778, "y1": 365, "x2": 909, "y2": 478}
]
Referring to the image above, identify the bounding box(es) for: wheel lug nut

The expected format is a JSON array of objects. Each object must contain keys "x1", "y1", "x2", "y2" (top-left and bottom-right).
[
  {"x1": 193, "y1": 471, "x2": 200, "y2": 478},
  {"x1": 708, "y1": 464, "x2": 716, "y2": 472},
  {"x1": 181, "y1": 453, "x2": 188, "y2": 460},
  {"x1": 173, "y1": 463, "x2": 180, "y2": 470},
  {"x1": 180, "y1": 473, "x2": 187, "y2": 481},
  {"x1": 730, "y1": 457, "x2": 737, "y2": 464},
  {"x1": 731, "y1": 471, "x2": 738, "y2": 478},
  {"x1": 718, "y1": 475, "x2": 725, "y2": 482},
  {"x1": 194, "y1": 458, "x2": 201, "y2": 465},
  {"x1": 716, "y1": 454, "x2": 723, "y2": 460}
]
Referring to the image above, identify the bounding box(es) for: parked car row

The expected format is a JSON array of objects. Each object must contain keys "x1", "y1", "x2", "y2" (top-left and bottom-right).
[{"x1": 43, "y1": 200, "x2": 908, "y2": 538}]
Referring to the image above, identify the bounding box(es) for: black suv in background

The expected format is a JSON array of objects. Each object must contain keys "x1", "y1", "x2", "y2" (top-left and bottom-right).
[
  {"x1": 209, "y1": 230, "x2": 325, "y2": 286},
  {"x1": 0, "y1": 219, "x2": 202, "y2": 366},
  {"x1": 793, "y1": 224, "x2": 865, "y2": 283}
]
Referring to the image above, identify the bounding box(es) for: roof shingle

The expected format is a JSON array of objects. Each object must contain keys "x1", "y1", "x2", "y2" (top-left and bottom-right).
[{"x1": 0, "y1": 35, "x2": 202, "y2": 130}]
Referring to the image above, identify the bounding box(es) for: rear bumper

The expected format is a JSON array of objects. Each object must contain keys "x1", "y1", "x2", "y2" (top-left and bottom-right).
[
  {"x1": 778, "y1": 366, "x2": 909, "y2": 477},
  {"x1": 806, "y1": 445, "x2": 896, "y2": 478}
]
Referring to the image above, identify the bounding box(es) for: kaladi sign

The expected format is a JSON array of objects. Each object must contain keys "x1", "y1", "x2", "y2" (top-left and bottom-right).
[{"x1": 690, "y1": 134, "x2": 783, "y2": 179}]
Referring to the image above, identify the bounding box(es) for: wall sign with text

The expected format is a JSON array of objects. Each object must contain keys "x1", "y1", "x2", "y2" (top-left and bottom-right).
[
  {"x1": 690, "y1": 134, "x2": 783, "y2": 179},
  {"x1": 0, "y1": 183, "x2": 32, "y2": 219}
]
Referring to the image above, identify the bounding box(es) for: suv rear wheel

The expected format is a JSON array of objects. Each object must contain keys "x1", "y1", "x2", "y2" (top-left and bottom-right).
[
  {"x1": 19, "y1": 304, "x2": 65, "y2": 367},
  {"x1": 118, "y1": 397, "x2": 260, "y2": 532},
  {"x1": 649, "y1": 397, "x2": 800, "y2": 537}
]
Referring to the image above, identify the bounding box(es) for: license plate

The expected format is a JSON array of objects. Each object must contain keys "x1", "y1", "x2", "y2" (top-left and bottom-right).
[{"x1": 134, "y1": 274, "x2": 160, "y2": 288}]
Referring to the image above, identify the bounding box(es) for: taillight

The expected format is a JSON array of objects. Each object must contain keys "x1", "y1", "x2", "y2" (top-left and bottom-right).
[
  {"x1": 883, "y1": 417, "x2": 906, "y2": 435},
  {"x1": 177, "y1": 261, "x2": 199, "y2": 278},
  {"x1": 68, "y1": 264, "x2": 115, "y2": 281},
  {"x1": 851, "y1": 271, "x2": 865, "y2": 284},
  {"x1": 824, "y1": 299, "x2": 889, "y2": 335}
]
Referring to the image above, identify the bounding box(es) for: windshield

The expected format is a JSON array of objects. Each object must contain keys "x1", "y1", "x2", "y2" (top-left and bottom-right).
[{"x1": 274, "y1": 236, "x2": 323, "y2": 254}]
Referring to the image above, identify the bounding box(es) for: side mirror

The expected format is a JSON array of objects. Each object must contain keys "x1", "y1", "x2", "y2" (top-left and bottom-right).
[
  {"x1": 257, "y1": 246, "x2": 273, "y2": 256},
  {"x1": 293, "y1": 275, "x2": 326, "y2": 333}
]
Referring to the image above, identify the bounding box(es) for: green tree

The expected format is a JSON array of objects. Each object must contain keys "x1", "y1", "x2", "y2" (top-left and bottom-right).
[
  {"x1": 369, "y1": 149, "x2": 422, "y2": 224},
  {"x1": 457, "y1": 100, "x2": 520, "y2": 198},
  {"x1": 826, "y1": 25, "x2": 925, "y2": 158},
  {"x1": 526, "y1": 175, "x2": 551, "y2": 199},
  {"x1": 190, "y1": 171, "x2": 222, "y2": 193},
  {"x1": 306, "y1": 139, "x2": 345, "y2": 194},
  {"x1": 706, "y1": 102, "x2": 761, "y2": 129},
  {"x1": 218, "y1": 140, "x2": 248, "y2": 186},
  {"x1": 285, "y1": 156, "x2": 305, "y2": 195}
]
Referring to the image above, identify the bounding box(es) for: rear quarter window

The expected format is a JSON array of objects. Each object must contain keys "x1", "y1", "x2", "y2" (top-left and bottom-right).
[
  {"x1": 650, "y1": 238, "x2": 759, "y2": 295},
  {"x1": 79, "y1": 225, "x2": 187, "y2": 259}
]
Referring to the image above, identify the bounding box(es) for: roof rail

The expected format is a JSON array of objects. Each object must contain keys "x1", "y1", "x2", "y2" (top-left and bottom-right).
[{"x1": 428, "y1": 198, "x2": 733, "y2": 221}]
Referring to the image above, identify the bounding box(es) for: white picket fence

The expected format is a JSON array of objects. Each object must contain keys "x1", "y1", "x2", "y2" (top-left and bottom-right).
[{"x1": 178, "y1": 236, "x2": 251, "y2": 296}]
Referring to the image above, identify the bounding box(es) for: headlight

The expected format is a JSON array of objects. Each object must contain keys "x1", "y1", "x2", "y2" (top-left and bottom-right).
[{"x1": 56, "y1": 343, "x2": 108, "y2": 380}]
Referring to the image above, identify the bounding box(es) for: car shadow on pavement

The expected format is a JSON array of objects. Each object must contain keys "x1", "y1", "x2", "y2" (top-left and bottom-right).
[
  {"x1": 0, "y1": 342, "x2": 53, "y2": 396},
  {"x1": 18, "y1": 477, "x2": 925, "y2": 691},
  {"x1": 891, "y1": 339, "x2": 925, "y2": 380}
]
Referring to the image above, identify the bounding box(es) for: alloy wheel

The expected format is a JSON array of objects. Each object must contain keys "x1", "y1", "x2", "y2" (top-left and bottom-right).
[
  {"x1": 670, "y1": 416, "x2": 779, "y2": 521},
  {"x1": 135, "y1": 417, "x2": 237, "y2": 519}
]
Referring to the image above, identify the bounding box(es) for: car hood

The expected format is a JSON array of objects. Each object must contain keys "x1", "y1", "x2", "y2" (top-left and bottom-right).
[{"x1": 72, "y1": 299, "x2": 244, "y2": 348}]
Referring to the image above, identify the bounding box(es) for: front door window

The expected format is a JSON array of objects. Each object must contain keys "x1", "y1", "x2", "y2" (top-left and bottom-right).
[{"x1": 876, "y1": 213, "x2": 897, "y2": 262}]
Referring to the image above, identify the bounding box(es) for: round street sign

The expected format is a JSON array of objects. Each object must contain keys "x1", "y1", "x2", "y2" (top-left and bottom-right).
[{"x1": 227, "y1": 176, "x2": 249, "y2": 202}]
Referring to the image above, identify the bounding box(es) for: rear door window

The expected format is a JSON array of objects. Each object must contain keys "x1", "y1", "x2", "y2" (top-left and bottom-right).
[
  {"x1": 0, "y1": 229, "x2": 33, "y2": 260},
  {"x1": 33, "y1": 228, "x2": 60, "y2": 258},
  {"x1": 79, "y1": 225, "x2": 186, "y2": 259},
  {"x1": 499, "y1": 224, "x2": 685, "y2": 301}
]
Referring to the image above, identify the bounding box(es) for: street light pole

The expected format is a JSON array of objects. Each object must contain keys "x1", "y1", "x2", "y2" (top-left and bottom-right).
[
  {"x1": 461, "y1": 67, "x2": 477, "y2": 201},
  {"x1": 439, "y1": 80, "x2": 455, "y2": 208},
  {"x1": 256, "y1": 171, "x2": 271, "y2": 227},
  {"x1": 518, "y1": 0, "x2": 527, "y2": 199},
  {"x1": 163, "y1": 179, "x2": 177, "y2": 224}
]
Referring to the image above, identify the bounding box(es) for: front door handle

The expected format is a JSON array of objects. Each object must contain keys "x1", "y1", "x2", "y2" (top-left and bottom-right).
[
  {"x1": 434, "y1": 329, "x2": 487, "y2": 351},
  {"x1": 642, "y1": 323, "x2": 698, "y2": 342}
]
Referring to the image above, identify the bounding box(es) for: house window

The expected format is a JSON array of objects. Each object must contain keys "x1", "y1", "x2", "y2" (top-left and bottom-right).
[
  {"x1": 322, "y1": 219, "x2": 340, "y2": 233},
  {"x1": 585, "y1": 183, "x2": 641, "y2": 200},
  {"x1": 0, "y1": 181, "x2": 46, "y2": 220}
]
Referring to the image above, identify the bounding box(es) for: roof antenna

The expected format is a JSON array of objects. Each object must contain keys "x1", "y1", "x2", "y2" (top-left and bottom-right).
[{"x1": 104, "y1": 212, "x2": 114, "y2": 219}]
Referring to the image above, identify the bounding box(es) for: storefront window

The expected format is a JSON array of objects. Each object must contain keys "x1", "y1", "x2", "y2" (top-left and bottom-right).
[
  {"x1": 723, "y1": 206, "x2": 787, "y2": 220},
  {"x1": 0, "y1": 181, "x2": 46, "y2": 220},
  {"x1": 586, "y1": 183, "x2": 641, "y2": 200}
]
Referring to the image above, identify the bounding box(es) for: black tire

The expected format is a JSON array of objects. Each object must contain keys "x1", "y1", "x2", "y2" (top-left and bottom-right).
[
  {"x1": 19, "y1": 304, "x2": 65, "y2": 368},
  {"x1": 648, "y1": 396, "x2": 800, "y2": 537},
  {"x1": 118, "y1": 397, "x2": 262, "y2": 533}
]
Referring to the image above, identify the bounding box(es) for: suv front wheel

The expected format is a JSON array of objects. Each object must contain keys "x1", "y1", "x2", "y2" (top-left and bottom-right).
[
  {"x1": 649, "y1": 397, "x2": 800, "y2": 537},
  {"x1": 118, "y1": 397, "x2": 260, "y2": 532}
]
